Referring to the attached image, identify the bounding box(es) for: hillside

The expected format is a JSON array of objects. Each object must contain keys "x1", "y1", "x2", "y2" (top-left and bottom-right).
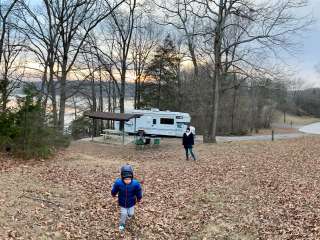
[
  {"x1": 273, "y1": 110, "x2": 320, "y2": 126},
  {"x1": 1, "y1": 137, "x2": 320, "y2": 239}
]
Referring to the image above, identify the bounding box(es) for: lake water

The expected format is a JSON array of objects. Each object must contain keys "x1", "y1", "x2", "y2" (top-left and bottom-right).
[
  {"x1": 64, "y1": 98, "x2": 135, "y2": 128},
  {"x1": 8, "y1": 95, "x2": 135, "y2": 128}
]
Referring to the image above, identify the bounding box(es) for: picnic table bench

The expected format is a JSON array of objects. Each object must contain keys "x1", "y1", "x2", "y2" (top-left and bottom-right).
[{"x1": 100, "y1": 133, "x2": 111, "y2": 140}]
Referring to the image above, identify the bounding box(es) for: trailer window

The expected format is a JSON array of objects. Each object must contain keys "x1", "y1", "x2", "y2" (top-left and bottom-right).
[
  {"x1": 160, "y1": 118, "x2": 174, "y2": 125},
  {"x1": 177, "y1": 122, "x2": 188, "y2": 128},
  {"x1": 153, "y1": 119, "x2": 157, "y2": 124}
]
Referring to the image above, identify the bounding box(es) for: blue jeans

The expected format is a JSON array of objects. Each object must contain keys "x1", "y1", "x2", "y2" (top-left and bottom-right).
[
  {"x1": 120, "y1": 206, "x2": 134, "y2": 226},
  {"x1": 184, "y1": 146, "x2": 196, "y2": 160}
]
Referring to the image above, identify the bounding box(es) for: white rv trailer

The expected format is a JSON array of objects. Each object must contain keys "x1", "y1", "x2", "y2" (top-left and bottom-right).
[{"x1": 115, "y1": 108, "x2": 191, "y2": 137}]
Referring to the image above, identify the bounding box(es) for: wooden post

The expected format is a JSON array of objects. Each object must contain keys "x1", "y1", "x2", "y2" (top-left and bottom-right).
[
  {"x1": 271, "y1": 130, "x2": 274, "y2": 141},
  {"x1": 122, "y1": 121, "x2": 125, "y2": 144},
  {"x1": 134, "y1": 118, "x2": 137, "y2": 141},
  {"x1": 91, "y1": 118, "x2": 94, "y2": 141}
]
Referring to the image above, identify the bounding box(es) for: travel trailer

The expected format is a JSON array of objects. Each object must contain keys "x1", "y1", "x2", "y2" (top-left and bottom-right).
[{"x1": 115, "y1": 108, "x2": 191, "y2": 137}]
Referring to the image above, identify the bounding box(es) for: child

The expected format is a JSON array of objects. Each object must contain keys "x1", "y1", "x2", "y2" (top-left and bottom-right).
[
  {"x1": 182, "y1": 127, "x2": 196, "y2": 160},
  {"x1": 111, "y1": 164, "x2": 143, "y2": 232}
]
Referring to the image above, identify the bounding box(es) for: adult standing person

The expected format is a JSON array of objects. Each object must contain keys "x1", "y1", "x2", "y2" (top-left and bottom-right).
[{"x1": 182, "y1": 127, "x2": 196, "y2": 161}]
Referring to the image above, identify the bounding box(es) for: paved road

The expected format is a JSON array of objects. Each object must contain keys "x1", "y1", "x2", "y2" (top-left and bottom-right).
[
  {"x1": 299, "y1": 122, "x2": 320, "y2": 134},
  {"x1": 195, "y1": 132, "x2": 306, "y2": 143},
  {"x1": 215, "y1": 133, "x2": 305, "y2": 143},
  {"x1": 212, "y1": 122, "x2": 320, "y2": 142}
]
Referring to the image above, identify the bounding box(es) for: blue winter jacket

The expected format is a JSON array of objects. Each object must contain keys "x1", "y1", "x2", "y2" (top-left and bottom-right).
[{"x1": 111, "y1": 178, "x2": 142, "y2": 208}]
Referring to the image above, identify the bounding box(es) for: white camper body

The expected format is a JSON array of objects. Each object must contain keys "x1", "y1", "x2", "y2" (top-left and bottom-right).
[{"x1": 115, "y1": 108, "x2": 191, "y2": 137}]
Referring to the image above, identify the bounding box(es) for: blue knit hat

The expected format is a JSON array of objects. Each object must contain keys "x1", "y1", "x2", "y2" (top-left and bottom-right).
[{"x1": 121, "y1": 165, "x2": 133, "y2": 179}]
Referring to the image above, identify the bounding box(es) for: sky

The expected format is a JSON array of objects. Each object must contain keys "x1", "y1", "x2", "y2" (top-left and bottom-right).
[
  {"x1": 290, "y1": 0, "x2": 320, "y2": 88},
  {"x1": 27, "y1": 0, "x2": 319, "y2": 88}
]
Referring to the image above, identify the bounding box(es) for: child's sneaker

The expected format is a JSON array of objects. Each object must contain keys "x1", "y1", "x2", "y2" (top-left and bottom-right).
[{"x1": 119, "y1": 224, "x2": 125, "y2": 232}]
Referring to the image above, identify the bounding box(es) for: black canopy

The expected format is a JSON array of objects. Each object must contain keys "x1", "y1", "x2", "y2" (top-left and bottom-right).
[{"x1": 85, "y1": 112, "x2": 142, "y2": 121}]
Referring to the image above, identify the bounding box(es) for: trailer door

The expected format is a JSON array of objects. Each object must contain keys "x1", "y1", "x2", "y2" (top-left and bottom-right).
[
  {"x1": 176, "y1": 122, "x2": 187, "y2": 137},
  {"x1": 137, "y1": 115, "x2": 152, "y2": 134}
]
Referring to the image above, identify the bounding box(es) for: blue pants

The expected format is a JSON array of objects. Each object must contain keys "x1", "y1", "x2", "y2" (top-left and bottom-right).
[
  {"x1": 120, "y1": 206, "x2": 134, "y2": 226},
  {"x1": 184, "y1": 146, "x2": 196, "y2": 160}
]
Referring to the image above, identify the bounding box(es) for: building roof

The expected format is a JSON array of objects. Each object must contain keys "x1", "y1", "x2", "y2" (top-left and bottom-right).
[
  {"x1": 129, "y1": 108, "x2": 190, "y2": 117},
  {"x1": 85, "y1": 112, "x2": 143, "y2": 121}
]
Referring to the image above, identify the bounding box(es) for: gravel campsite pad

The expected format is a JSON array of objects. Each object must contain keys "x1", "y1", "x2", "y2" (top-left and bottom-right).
[{"x1": 1, "y1": 137, "x2": 320, "y2": 239}]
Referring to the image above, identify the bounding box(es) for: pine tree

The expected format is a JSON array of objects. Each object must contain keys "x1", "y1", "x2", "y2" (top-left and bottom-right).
[{"x1": 141, "y1": 35, "x2": 181, "y2": 110}]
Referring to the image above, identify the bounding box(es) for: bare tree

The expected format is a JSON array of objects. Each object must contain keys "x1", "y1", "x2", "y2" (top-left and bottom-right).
[
  {"x1": 108, "y1": 0, "x2": 137, "y2": 118},
  {"x1": 0, "y1": 22, "x2": 25, "y2": 111},
  {"x1": 187, "y1": 0, "x2": 311, "y2": 142},
  {"x1": 155, "y1": 0, "x2": 202, "y2": 79},
  {"x1": 43, "y1": 0, "x2": 125, "y2": 131},
  {"x1": 0, "y1": 0, "x2": 19, "y2": 64},
  {"x1": 17, "y1": 1, "x2": 62, "y2": 126},
  {"x1": 0, "y1": 0, "x2": 23, "y2": 111},
  {"x1": 85, "y1": 0, "x2": 138, "y2": 130},
  {"x1": 131, "y1": 15, "x2": 159, "y2": 109}
]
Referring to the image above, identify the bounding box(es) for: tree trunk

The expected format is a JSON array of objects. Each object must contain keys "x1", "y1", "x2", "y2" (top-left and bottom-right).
[
  {"x1": 186, "y1": 38, "x2": 199, "y2": 79},
  {"x1": 91, "y1": 75, "x2": 97, "y2": 136},
  {"x1": 1, "y1": 85, "x2": 8, "y2": 112},
  {"x1": 72, "y1": 96, "x2": 77, "y2": 119},
  {"x1": 231, "y1": 74, "x2": 237, "y2": 132},
  {"x1": 39, "y1": 63, "x2": 49, "y2": 118},
  {"x1": 112, "y1": 80, "x2": 116, "y2": 129},
  {"x1": 250, "y1": 82, "x2": 256, "y2": 133},
  {"x1": 48, "y1": 63, "x2": 58, "y2": 128},
  {"x1": 0, "y1": 21, "x2": 6, "y2": 64},
  {"x1": 204, "y1": 69, "x2": 221, "y2": 143},
  {"x1": 203, "y1": 0, "x2": 224, "y2": 143},
  {"x1": 158, "y1": 67, "x2": 162, "y2": 109},
  {"x1": 119, "y1": 60, "x2": 126, "y2": 130},
  {"x1": 107, "y1": 79, "x2": 111, "y2": 129},
  {"x1": 137, "y1": 76, "x2": 141, "y2": 109},
  {"x1": 177, "y1": 61, "x2": 182, "y2": 110},
  {"x1": 1, "y1": 66, "x2": 9, "y2": 112},
  {"x1": 134, "y1": 75, "x2": 138, "y2": 109},
  {"x1": 112, "y1": 81, "x2": 117, "y2": 111},
  {"x1": 58, "y1": 62, "x2": 67, "y2": 132},
  {"x1": 136, "y1": 75, "x2": 141, "y2": 109},
  {"x1": 99, "y1": 69, "x2": 104, "y2": 132}
]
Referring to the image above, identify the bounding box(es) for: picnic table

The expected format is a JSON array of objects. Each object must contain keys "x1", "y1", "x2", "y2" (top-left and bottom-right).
[
  {"x1": 100, "y1": 129, "x2": 128, "y2": 140},
  {"x1": 103, "y1": 129, "x2": 124, "y2": 135}
]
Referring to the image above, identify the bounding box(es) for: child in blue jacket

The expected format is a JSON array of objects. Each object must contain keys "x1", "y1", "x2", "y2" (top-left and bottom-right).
[{"x1": 111, "y1": 164, "x2": 143, "y2": 232}]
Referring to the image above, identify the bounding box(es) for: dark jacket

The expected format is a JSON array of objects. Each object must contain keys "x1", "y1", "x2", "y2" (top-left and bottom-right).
[
  {"x1": 182, "y1": 132, "x2": 194, "y2": 147},
  {"x1": 111, "y1": 178, "x2": 142, "y2": 208}
]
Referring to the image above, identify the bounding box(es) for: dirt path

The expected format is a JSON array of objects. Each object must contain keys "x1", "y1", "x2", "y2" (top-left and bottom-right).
[{"x1": 1, "y1": 137, "x2": 320, "y2": 239}]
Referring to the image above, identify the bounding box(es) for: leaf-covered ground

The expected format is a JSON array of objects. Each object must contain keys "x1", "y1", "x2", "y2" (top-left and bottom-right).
[{"x1": 1, "y1": 137, "x2": 320, "y2": 239}]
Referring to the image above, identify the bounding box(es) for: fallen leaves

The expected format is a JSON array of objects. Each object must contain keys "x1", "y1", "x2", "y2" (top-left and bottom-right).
[{"x1": 1, "y1": 137, "x2": 320, "y2": 239}]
